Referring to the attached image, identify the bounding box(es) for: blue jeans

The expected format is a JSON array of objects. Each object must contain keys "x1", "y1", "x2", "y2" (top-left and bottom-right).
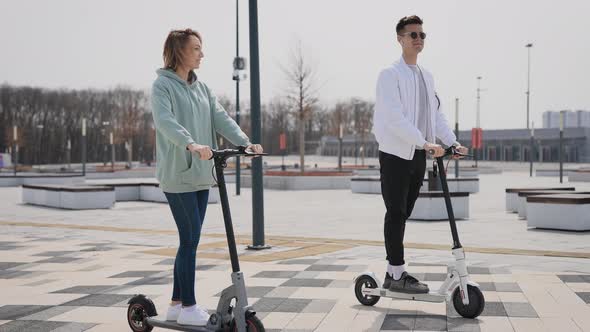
[{"x1": 164, "y1": 190, "x2": 209, "y2": 306}]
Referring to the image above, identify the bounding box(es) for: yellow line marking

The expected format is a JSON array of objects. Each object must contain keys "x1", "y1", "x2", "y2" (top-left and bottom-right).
[{"x1": 1, "y1": 220, "x2": 588, "y2": 259}]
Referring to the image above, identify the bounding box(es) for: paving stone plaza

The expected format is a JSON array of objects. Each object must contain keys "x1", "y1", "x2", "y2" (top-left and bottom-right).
[{"x1": 1, "y1": 157, "x2": 589, "y2": 331}]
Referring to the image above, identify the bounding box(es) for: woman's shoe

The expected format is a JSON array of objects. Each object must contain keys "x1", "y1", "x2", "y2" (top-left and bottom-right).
[
  {"x1": 177, "y1": 305, "x2": 210, "y2": 326},
  {"x1": 165, "y1": 304, "x2": 181, "y2": 321}
]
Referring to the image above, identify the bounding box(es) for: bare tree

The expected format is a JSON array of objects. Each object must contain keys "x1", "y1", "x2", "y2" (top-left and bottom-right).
[{"x1": 281, "y1": 39, "x2": 318, "y2": 173}]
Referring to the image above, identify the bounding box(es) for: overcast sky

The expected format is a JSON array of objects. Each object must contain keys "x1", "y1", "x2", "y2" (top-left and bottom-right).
[{"x1": 1, "y1": 0, "x2": 589, "y2": 129}]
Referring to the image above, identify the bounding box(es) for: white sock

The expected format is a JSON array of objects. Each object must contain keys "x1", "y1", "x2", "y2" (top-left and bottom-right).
[
  {"x1": 170, "y1": 303, "x2": 181, "y2": 308},
  {"x1": 388, "y1": 264, "x2": 406, "y2": 280}
]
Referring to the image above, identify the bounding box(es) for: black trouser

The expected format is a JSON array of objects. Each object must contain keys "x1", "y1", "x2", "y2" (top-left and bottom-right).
[{"x1": 379, "y1": 150, "x2": 426, "y2": 266}]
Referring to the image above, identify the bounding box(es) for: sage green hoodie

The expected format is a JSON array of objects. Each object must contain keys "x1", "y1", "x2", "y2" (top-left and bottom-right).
[{"x1": 151, "y1": 69, "x2": 250, "y2": 193}]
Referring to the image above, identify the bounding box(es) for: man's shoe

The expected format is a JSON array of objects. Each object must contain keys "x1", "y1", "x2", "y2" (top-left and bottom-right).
[
  {"x1": 388, "y1": 271, "x2": 429, "y2": 294},
  {"x1": 383, "y1": 273, "x2": 393, "y2": 289}
]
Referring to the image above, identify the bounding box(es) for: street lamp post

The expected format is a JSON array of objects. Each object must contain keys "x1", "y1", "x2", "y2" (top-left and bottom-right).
[
  {"x1": 530, "y1": 122, "x2": 534, "y2": 177},
  {"x1": 12, "y1": 125, "x2": 17, "y2": 176},
  {"x1": 36, "y1": 124, "x2": 44, "y2": 168},
  {"x1": 475, "y1": 76, "x2": 482, "y2": 167},
  {"x1": 353, "y1": 102, "x2": 360, "y2": 166},
  {"x1": 559, "y1": 111, "x2": 564, "y2": 183},
  {"x1": 247, "y1": 0, "x2": 269, "y2": 250},
  {"x1": 233, "y1": 0, "x2": 247, "y2": 196},
  {"x1": 102, "y1": 121, "x2": 110, "y2": 166},
  {"x1": 455, "y1": 98, "x2": 460, "y2": 178},
  {"x1": 525, "y1": 43, "x2": 533, "y2": 129},
  {"x1": 110, "y1": 132, "x2": 115, "y2": 172},
  {"x1": 81, "y1": 118, "x2": 87, "y2": 176},
  {"x1": 67, "y1": 138, "x2": 71, "y2": 170},
  {"x1": 337, "y1": 123, "x2": 343, "y2": 171}
]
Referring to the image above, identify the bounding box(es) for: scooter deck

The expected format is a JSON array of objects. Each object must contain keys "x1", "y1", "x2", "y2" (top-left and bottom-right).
[
  {"x1": 363, "y1": 287, "x2": 447, "y2": 303},
  {"x1": 146, "y1": 316, "x2": 212, "y2": 332}
]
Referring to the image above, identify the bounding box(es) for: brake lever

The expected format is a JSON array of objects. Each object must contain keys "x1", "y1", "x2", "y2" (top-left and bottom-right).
[{"x1": 453, "y1": 152, "x2": 473, "y2": 158}]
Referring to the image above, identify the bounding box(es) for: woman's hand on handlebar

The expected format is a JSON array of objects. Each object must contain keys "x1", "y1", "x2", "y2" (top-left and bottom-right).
[
  {"x1": 424, "y1": 142, "x2": 445, "y2": 158},
  {"x1": 245, "y1": 144, "x2": 264, "y2": 155},
  {"x1": 187, "y1": 143, "x2": 212, "y2": 160}
]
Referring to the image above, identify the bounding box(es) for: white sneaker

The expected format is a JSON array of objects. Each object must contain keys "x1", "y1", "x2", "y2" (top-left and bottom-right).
[
  {"x1": 177, "y1": 305, "x2": 210, "y2": 326},
  {"x1": 165, "y1": 304, "x2": 181, "y2": 321}
]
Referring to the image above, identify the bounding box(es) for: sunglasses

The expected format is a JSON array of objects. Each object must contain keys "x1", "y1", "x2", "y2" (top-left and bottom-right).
[{"x1": 399, "y1": 31, "x2": 427, "y2": 40}]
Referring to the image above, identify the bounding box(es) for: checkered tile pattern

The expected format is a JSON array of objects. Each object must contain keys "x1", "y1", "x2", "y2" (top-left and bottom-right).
[{"x1": 1, "y1": 234, "x2": 590, "y2": 331}]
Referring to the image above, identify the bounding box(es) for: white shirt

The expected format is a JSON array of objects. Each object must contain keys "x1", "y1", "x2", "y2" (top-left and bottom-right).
[
  {"x1": 372, "y1": 56, "x2": 457, "y2": 160},
  {"x1": 408, "y1": 64, "x2": 432, "y2": 147}
]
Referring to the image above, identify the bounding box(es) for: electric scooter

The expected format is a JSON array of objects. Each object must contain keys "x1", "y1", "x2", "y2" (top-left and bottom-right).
[
  {"x1": 353, "y1": 146, "x2": 485, "y2": 319},
  {"x1": 127, "y1": 146, "x2": 266, "y2": 332}
]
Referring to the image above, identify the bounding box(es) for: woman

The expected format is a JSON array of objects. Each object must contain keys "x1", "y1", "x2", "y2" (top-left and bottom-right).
[{"x1": 151, "y1": 28, "x2": 263, "y2": 326}]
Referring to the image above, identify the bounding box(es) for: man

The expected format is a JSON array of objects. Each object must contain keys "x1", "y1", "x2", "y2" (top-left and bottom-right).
[{"x1": 372, "y1": 15, "x2": 468, "y2": 293}]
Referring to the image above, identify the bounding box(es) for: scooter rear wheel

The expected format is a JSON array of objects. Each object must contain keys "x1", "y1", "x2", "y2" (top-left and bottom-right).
[
  {"x1": 229, "y1": 314, "x2": 265, "y2": 331},
  {"x1": 354, "y1": 275, "x2": 380, "y2": 306},
  {"x1": 452, "y1": 285, "x2": 485, "y2": 318},
  {"x1": 127, "y1": 297, "x2": 155, "y2": 332}
]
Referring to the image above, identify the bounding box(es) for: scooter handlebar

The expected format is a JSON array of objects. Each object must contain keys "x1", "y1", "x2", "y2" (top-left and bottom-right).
[
  {"x1": 210, "y1": 146, "x2": 267, "y2": 159},
  {"x1": 427, "y1": 146, "x2": 472, "y2": 158}
]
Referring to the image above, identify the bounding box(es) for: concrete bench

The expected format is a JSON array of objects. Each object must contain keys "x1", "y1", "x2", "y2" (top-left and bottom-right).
[
  {"x1": 138, "y1": 183, "x2": 220, "y2": 204},
  {"x1": 527, "y1": 194, "x2": 590, "y2": 231},
  {"x1": 517, "y1": 190, "x2": 590, "y2": 219},
  {"x1": 242, "y1": 173, "x2": 353, "y2": 190},
  {"x1": 350, "y1": 176, "x2": 381, "y2": 194},
  {"x1": 409, "y1": 191, "x2": 470, "y2": 221},
  {"x1": 569, "y1": 169, "x2": 590, "y2": 182},
  {"x1": 421, "y1": 177, "x2": 479, "y2": 194},
  {"x1": 1, "y1": 174, "x2": 85, "y2": 187},
  {"x1": 89, "y1": 181, "x2": 220, "y2": 204},
  {"x1": 350, "y1": 176, "x2": 478, "y2": 194},
  {"x1": 505, "y1": 187, "x2": 575, "y2": 212},
  {"x1": 22, "y1": 184, "x2": 115, "y2": 209},
  {"x1": 353, "y1": 169, "x2": 380, "y2": 177},
  {"x1": 535, "y1": 169, "x2": 575, "y2": 177}
]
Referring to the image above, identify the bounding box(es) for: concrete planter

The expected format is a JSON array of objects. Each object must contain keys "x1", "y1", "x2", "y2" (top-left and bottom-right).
[
  {"x1": 505, "y1": 187, "x2": 575, "y2": 212},
  {"x1": 527, "y1": 194, "x2": 590, "y2": 231},
  {"x1": 352, "y1": 169, "x2": 380, "y2": 176},
  {"x1": 139, "y1": 184, "x2": 219, "y2": 204},
  {"x1": 22, "y1": 185, "x2": 115, "y2": 210},
  {"x1": 0, "y1": 174, "x2": 85, "y2": 187},
  {"x1": 569, "y1": 169, "x2": 590, "y2": 182},
  {"x1": 409, "y1": 191, "x2": 470, "y2": 220},
  {"x1": 350, "y1": 177, "x2": 381, "y2": 194},
  {"x1": 535, "y1": 169, "x2": 574, "y2": 177},
  {"x1": 241, "y1": 171, "x2": 353, "y2": 190},
  {"x1": 351, "y1": 176, "x2": 479, "y2": 194},
  {"x1": 421, "y1": 178, "x2": 479, "y2": 194}
]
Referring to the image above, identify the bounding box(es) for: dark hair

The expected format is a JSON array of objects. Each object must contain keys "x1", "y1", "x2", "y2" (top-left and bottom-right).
[
  {"x1": 163, "y1": 29, "x2": 202, "y2": 70},
  {"x1": 396, "y1": 15, "x2": 423, "y2": 34}
]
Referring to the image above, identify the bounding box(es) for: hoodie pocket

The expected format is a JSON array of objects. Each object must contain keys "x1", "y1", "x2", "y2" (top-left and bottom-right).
[{"x1": 180, "y1": 155, "x2": 199, "y2": 184}]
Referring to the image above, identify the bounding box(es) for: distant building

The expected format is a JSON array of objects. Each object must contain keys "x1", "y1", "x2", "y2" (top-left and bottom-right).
[
  {"x1": 543, "y1": 110, "x2": 590, "y2": 129},
  {"x1": 318, "y1": 127, "x2": 590, "y2": 163}
]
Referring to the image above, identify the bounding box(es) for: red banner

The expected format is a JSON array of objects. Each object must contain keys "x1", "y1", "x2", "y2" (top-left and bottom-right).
[
  {"x1": 471, "y1": 128, "x2": 483, "y2": 149},
  {"x1": 279, "y1": 133, "x2": 287, "y2": 150}
]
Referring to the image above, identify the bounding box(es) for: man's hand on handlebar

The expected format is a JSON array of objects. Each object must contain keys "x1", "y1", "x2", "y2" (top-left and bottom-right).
[
  {"x1": 424, "y1": 142, "x2": 445, "y2": 158},
  {"x1": 452, "y1": 144, "x2": 469, "y2": 160}
]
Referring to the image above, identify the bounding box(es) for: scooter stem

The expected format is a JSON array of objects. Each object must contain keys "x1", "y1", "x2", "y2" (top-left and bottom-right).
[
  {"x1": 214, "y1": 156, "x2": 241, "y2": 273},
  {"x1": 435, "y1": 156, "x2": 463, "y2": 249}
]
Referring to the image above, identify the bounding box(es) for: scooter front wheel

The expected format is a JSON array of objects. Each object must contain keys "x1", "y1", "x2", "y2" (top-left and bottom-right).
[
  {"x1": 228, "y1": 314, "x2": 265, "y2": 331},
  {"x1": 127, "y1": 295, "x2": 156, "y2": 332},
  {"x1": 452, "y1": 285, "x2": 485, "y2": 318},
  {"x1": 354, "y1": 275, "x2": 380, "y2": 306}
]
